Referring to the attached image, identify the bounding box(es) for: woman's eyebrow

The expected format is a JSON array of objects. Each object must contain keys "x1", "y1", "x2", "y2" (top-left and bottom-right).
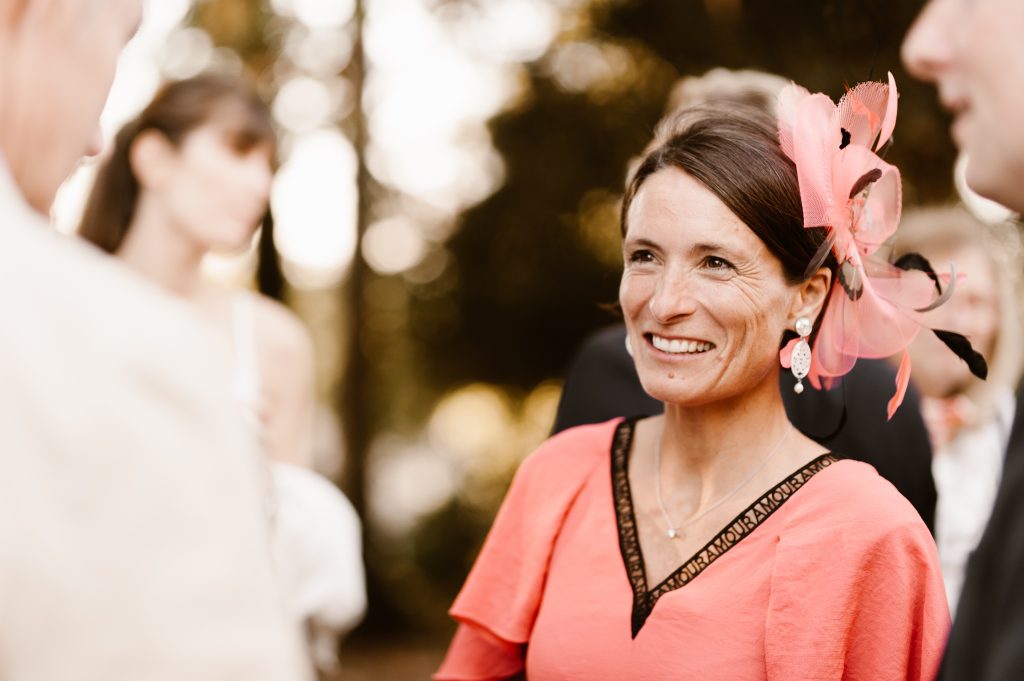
[
  {"x1": 622, "y1": 238, "x2": 746, "y2": 260},
  {"x1": 623, "y1": 237, "x2": 659, "y2": 250},
  {"x1": 691, "y1": 241, "x2": 742, "y2": 259}
]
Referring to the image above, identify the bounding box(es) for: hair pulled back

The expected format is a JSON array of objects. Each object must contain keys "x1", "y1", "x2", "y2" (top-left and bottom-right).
[
  {"x1": 79, "y1": 73, "x2": 275, "y2": 253},
  {"x1": 621, "y1": 103, "x2": 835, "y2": 285}
]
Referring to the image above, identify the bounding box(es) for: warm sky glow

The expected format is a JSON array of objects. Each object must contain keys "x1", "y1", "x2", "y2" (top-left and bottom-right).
[{"x1": 363, "y1": 0, "x2": 558, "y2": 219}]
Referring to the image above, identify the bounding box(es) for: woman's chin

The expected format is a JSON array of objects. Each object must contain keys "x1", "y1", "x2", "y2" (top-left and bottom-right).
[
  {"x1": 638, "y1": 375, "x2": 715, "y2": 407},
  {"x1": 637, "y1": 362, "x2": 780, "y2": 409},
  {"x1": 207, "y1": 235, "x2": 256, "y2": 255}
]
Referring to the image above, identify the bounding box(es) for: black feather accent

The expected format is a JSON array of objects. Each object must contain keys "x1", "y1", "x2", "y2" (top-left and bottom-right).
[
  {"x1": 933, "y1": 329, "x2": 989, "y2": 380},
  {"x1": 838, "y1": 259, "x2": 864, "y2": 300},
  {"x1": 848, "y1": 168, "x2": 883, "y2": 198},
  {"x1": 893, "y1": 252, "x2": 942, "y2": 294},
  {"x1": 893, "y1": 255, "x2": 984, "y2": 378},
  {"x1": 840, "y1": 128, "x2": 852, "y2": 149}
]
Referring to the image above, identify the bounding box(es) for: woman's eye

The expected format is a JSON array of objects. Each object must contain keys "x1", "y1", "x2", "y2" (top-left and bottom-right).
[
  {"x1": 629, "y1": 250, "x2": 655, "y2": 264},
  {"x1": 704, "y1": 255, "x2": 733, "y2": 271}
]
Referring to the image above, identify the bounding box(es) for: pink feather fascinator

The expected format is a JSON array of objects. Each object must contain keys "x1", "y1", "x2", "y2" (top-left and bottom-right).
[{"x1": 777, "y1": 73, "x2": 987, "y2": 418}]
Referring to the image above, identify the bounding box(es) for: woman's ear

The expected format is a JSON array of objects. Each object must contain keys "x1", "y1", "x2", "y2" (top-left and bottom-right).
[
  {"x1": 128, "y1": 130, "x2": 175, "y2": 190},
  {"x1": 789, "y1": 266, "x2": 833, "y2": 325}
]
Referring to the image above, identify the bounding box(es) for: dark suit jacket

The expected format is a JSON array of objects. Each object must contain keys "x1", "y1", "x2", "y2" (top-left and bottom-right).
[
  {"x1": 940, "y1": 382, "x2": 1024, "y2": 680},
  {"x1": 552, "y1": 325, "x2": 937, "y2": 532}
]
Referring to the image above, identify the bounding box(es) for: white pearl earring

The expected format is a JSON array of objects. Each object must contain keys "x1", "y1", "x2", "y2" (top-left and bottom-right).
[{"x1": 791, "y1": 317, "x2": 812, "y2": 394}]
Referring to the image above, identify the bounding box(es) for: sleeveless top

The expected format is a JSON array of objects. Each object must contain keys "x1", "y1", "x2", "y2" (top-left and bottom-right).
[
  {"x1": 228, "y1": 294, "x2": 366, "y2": 647},
  {"x1": 231, "y1": 295, "x2": 266, "y2": 439}
]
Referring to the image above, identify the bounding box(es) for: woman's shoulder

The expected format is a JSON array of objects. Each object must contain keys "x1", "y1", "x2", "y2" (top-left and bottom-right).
[
  {"x1": 447, "y1": 418, "x2": 626, "y2": 648},
  {"x1": 246, "y1": 292, "x2": 313, "y2": 361},
  {"x1": 781, "y1": 457, "x2": 930, "y2": 540},
  {"x1": 764, "y1": 460, "x2": 948, "y2": 681}
]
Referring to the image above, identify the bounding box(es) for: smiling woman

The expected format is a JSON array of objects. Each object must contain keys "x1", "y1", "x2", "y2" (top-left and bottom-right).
[
  {"x1": 622, "y1": 168, "x2": 807, "y2": 403},
  {"x1": 618, "y1": 106, "x2": 832, "y2": 410},
  {"x1": 436, "y1": 82, "x2": 963, "y2": 681}
]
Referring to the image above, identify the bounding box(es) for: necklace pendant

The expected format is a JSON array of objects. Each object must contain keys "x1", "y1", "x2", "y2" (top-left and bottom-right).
[{"x1": 666, "y1": 528, "x2": 679, "y2": 540}]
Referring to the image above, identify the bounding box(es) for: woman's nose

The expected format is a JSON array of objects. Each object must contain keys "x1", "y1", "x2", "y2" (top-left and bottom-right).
[
  {"x1": 647, "y1": 269, "x2": 698, "y2": 322},
  {"x1": 902, "y1": 0, "x2": 954, "y2": 84}
]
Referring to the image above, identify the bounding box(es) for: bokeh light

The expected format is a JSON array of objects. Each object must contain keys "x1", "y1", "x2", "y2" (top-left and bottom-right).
[
  {"x1": 367, "y1": 436, "x2": 459, "y2": 534},
  {"x1": 271, "y1": 0, "x2": 356, "y2": 29},
  {"x1": 271, "y1": 128, "x2": 359, "y2": 288},
  {"x1": 361, "y1": 216, "x2": 428, "y2": 275}
]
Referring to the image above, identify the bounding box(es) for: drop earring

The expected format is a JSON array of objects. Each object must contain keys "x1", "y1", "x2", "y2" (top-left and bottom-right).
[
  {"x1": 625, "y1": 335, "x2": 633, "y2": 357},
  {"x1": 791, "y1": 317, "x2": 812, "y2": 394}
]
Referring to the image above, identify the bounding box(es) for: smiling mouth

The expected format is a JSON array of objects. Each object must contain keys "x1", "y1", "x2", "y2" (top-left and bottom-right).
[
  {"x1": 942, "y1": 97, "x2": 970, "y2": 131},
  {"x1": 944, "y1": 98, "x2": 968, "y2": 117},
  {"x1": 648, "y1": 333, "x2": 715, "y2": 355}
]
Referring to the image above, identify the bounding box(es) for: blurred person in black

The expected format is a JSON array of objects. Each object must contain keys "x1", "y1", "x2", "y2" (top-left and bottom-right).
[
  {"x1": 553, "y1": 67, "x2": 937, "y2": 532},
  {"x1": 905, "y1": 0, "x2": 1024, "y2": 677},
  {"x1": 891, "y1": 206, "x2": 1023, "y2": 616}
]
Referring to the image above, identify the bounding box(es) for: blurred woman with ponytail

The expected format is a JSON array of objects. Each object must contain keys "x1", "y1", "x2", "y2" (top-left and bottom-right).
[{"x1": 79, "y1": 73, "x2": 366, "y2": 671}]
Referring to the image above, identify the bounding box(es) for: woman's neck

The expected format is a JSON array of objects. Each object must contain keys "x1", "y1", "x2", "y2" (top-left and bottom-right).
[
  {"x1": 657, "y1": 370, "x2": 794, "y2": 492},
  {"x1": 116, "y1": 195, "x2": 206, "y2": 299}
]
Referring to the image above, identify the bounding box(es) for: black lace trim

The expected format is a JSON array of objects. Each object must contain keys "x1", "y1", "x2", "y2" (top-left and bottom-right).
[{"x1": 610, "y1": 417, "x2": 837, "y2": 638}]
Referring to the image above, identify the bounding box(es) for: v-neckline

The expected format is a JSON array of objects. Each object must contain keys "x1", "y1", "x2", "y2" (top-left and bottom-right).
[{"x1": 610, "y1": 417, "x2": 836, "y2": 638}]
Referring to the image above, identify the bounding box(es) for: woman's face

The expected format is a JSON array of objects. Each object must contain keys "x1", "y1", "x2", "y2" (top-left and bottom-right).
[
  {"x1": 620, "y1": 168, "x2": 804, "y2": 407},
  {"x1": 908, "y1": 243, "x2": 999, "y2": 398},
  {"x1": 152, "y1": 120, "x2": 273, "y2": 253}
]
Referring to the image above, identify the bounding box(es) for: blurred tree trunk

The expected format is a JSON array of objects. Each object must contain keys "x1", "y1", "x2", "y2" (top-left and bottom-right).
[{"x1": 341, "y1": 0, "x2": 369, "y2": 517}]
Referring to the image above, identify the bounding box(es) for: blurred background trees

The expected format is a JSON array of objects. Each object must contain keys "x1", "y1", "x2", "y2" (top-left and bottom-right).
[{"x1": 70, "y1": 0, "x2": 959, "y2": 673}]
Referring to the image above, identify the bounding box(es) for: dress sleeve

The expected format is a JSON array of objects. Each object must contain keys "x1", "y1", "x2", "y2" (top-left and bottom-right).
[
  {"x1": 765, "y1": 469, "x2": 950, "y2": 681},
  {"x1": 269, "y1": 463, "x2": 366, "y2": 633},
  {"x1": 435, "y1": 423, "x2": 613, "y2": 681}
]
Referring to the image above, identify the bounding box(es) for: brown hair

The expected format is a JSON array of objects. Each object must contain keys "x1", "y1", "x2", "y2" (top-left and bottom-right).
[
  {"x1": 78, "y1": 73, "x2": 276, "y2": 253},
  {"x1": 621, "y1": 103, "x2": 834, "y2": 285}
]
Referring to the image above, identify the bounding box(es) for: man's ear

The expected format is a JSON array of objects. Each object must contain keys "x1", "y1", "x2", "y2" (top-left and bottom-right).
[
  {"x1": 789, "y1": 266, "x2": 832, "y2": 326},
  {"x1": 129, "y1": 130, "x2": 176, "y2": 191}
]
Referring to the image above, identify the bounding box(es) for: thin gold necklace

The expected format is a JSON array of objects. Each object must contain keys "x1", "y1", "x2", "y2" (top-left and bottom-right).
[{"x1": 654, "y1": 423, "x2": 792, "y2": 540}]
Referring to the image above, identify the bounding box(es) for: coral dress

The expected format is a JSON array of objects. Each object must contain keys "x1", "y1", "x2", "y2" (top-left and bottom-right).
[{"x1": 436, "y1": 418, "x2": 949, "y2": 681}]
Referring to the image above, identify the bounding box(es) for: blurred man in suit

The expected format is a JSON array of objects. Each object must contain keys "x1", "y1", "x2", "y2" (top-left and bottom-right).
[
  {"x1": 904, "y1": 1, "x2": 1024, "y2": 678},
  {"x1": 0, "y1": 2, "x2": 309, "y2": 678}
]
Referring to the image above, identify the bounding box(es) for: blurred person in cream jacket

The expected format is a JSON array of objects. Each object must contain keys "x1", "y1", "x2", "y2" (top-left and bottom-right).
[{"x1": 0, "y1": 1, "x2": 310, "y2": 678}]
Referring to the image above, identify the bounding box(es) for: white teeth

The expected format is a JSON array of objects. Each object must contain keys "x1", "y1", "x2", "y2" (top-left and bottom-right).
[{"x1": 651, "y1": 335, "x2": 713, "y2": 354}]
